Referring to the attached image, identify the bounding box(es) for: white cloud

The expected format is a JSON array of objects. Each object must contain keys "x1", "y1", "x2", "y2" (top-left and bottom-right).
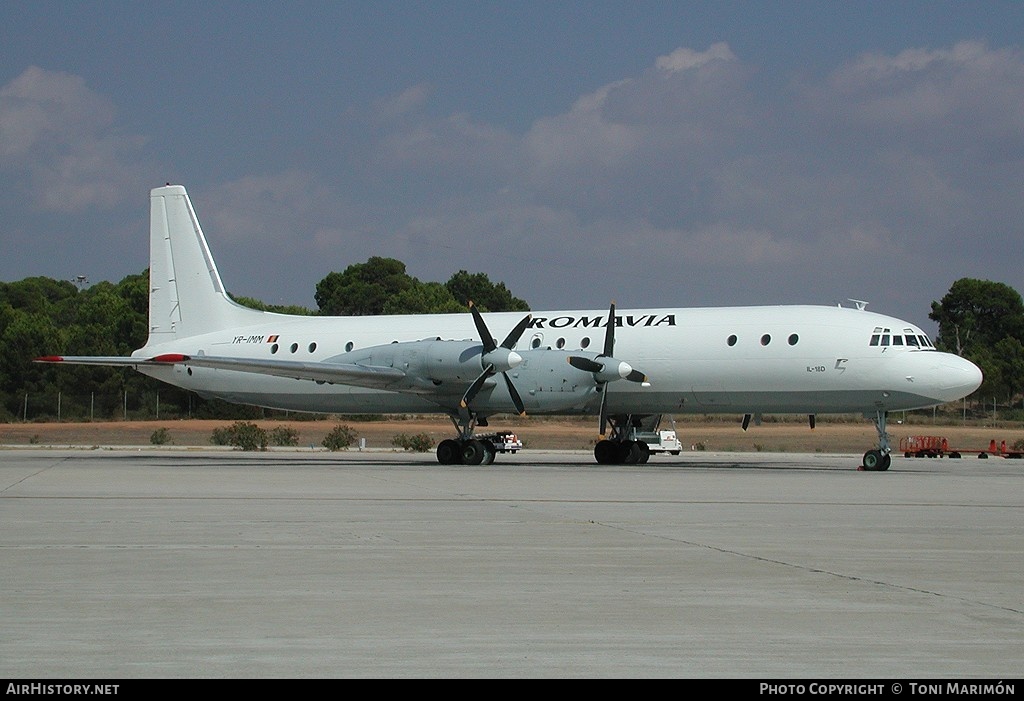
[
  {"x1": 200, "y1": 171, "x2": 336, "y2": 244},
  {"x1": 372, "y1": 82, "x2": 434, "y2": 122},
  {"x1": 0, "y1": 66, "x2": 146, "y2": 211},
  {"x1": 297, "y1": 39, "x2": 1024, "y2": 314},
  {"x1": 822, "y1": 41, "x2": 1024, "y2": 135},
  {"x1": 374, "y1": 111, "x2": 518, "y2": 175},
  {"x1": 655, "y1": 42, "x2": 737, "y2": 73}
]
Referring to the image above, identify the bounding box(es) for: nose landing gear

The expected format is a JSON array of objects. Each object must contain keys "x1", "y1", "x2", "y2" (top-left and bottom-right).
[{"x1": 861, "y1": 411, "x2": 892, "y2": 471}]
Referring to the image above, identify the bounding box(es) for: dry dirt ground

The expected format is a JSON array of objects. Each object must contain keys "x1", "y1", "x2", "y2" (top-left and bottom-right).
[{"x1": 1, "y1": 415, "x2": 1021, "y2": 455}]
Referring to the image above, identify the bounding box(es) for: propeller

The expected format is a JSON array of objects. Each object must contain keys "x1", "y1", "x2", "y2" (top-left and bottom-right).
[
  {"x1": 460, "y1": 302, "x2": 531, "y2": 416},
  {"x1": 567, "y1": 301, "x2": 647, "y2": 437}
]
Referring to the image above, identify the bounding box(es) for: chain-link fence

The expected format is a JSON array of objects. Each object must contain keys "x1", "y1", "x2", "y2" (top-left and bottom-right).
[{"x1": 2, "y1": 390, "x2": 311, "y2": 422}]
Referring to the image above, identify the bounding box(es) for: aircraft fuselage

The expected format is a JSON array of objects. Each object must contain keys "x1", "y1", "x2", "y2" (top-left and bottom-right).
[{"x1": 135, "y1": 304, "x2": 980, "y2": 418}]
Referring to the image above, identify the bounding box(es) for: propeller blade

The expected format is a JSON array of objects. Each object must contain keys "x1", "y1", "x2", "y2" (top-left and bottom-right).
[
  {"x1": 625, "y1": 369, "x2": 647, "y2": 383},
  {"x1": 603, "y1": 301, "x2": 616, "y2": 358},
  {"x1": 598, "y1": 386, "x2": 609, "y2": 438},
  {"x1": 461, "y1": 364, "x2": 494, "y2": 409},
  {"x1": 502, "y1": 372, "x2": 526, "y2": 416},
  {"x1": 567, "y1": 356, "x2": 603, "y2": 373},
  {"x1": 461, "y1": 303, "x2": 530, "y2": 416},
  {"x1": 468, "y1": 301, "x2": 497, "y2": 353},
  {"x1": 500, "y1": 313, "x2": 532, "y2": 350}
]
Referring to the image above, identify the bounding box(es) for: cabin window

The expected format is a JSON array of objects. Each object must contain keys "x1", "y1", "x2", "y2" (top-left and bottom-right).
[
  {"x1": 727, "y1": 335, "x2": 738, "y2": 346},
  {"x1": 788, "y1": 334, "x2": 799, "y2": 346},
  {"x1": 581, "y1": 337, "x2": 591, "y2": 349},
  {"x1": 308, "y1": 342, "x2": 317, "y2": 353},
  {"x1": 271, "y1": 343, "x2": 279, "y2": 354},
  {"x1": 761, "y1": 334, "x2": 771, "y2": 346},
  {"x1": 531, "y1": 337, "x2": 542, "y2": 349},
  {"x1": 290, "y1": 343, "x2": 299, "y2": 353},
  {"x1": 345, "y1": 341, "x2": 354, "y2": 352},
  {"x1": 556, "y1": 337, "x2": 565, "y2": 349}
]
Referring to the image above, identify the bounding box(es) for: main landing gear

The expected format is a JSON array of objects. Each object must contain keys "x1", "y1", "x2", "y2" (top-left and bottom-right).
[
  {"x1": 436, "y1": 413, "x2": 498, "y2": 465},
  {"x1": 594, "y1": 438, "x2": 650, "y2": 464},
  {"x1": 437, "y1": 436, "x2": 496, "y2": 465},
  {"x1": 436, "y1": 302, "x2": 532, "y2": 466},
  {"x1": 861, "y1": 410, "x2": 892, "y2": 471},
  {"x1": 593, "y1": 415, "x2": 651, "y2": 465}
]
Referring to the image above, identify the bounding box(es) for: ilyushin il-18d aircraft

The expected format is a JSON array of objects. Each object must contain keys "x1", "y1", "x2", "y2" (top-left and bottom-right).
[{"x1": 37, "y1": 185, "x2": 983, "y2": 470}]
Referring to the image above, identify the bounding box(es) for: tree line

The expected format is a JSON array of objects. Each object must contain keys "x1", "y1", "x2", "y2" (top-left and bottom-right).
[
  {"x1": 0, "y1": 258, "x2": 527, "y2": 421},
  {"x1": 2, "y1": 264, "x2": 1021, "y2": 422}
]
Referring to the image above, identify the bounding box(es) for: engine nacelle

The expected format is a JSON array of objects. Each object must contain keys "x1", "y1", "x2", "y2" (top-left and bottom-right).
[
  {"x1": 340, "y1": 340, "x2": 606, "y2": 413},
  {"x1": 503, "y1": 348, "x2": 605, "y2": 412},
  {"x1": 344, "y1": 339, "x2": 485, "y2": 384}
]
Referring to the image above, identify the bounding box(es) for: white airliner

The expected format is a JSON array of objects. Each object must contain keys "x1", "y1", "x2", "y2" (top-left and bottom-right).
[{"x1": 37, "y1": 185, "x2": 982, "y2": 470}]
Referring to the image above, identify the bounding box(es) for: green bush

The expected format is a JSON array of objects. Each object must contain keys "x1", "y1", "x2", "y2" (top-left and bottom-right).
[
  {"x1": 150, "y1": 427, "x2": 171, "y2": 445},
  {"x1": 322, "y1": 424, "x2": 357, "y2": 451},
  {"x1": 392, "y1": 432, "x2": 434, "y2": 452},
  {"x1": 269, "y1": 426, "x2": 300, "y2": 447},
  {"x1": 210, "y1": 426, "x2": 231, "y2": 445},
  {"x1": 211, "y1": 421, "x2": 268, "y2": 451}
]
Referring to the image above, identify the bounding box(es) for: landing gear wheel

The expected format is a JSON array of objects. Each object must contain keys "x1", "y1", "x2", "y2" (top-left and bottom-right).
[
  {"x1": 620, "y1": 441, "x2": 642, "y2": 464},
  {"x1": 481, "y1": 441, "x2": 496, "y2": 465},
  {"x1": 862, "y1": 449, "x2": 890, "y2": 471},
  {"x1": 461, "y1": 439, "x2": 486, "y2": 466},
  {"x1": 594, "y1": 440, "x2": 617, "y2": 465},
  {"x1": 636, "y1": 441, "x2": 651, "y2": 464},
  {"x1": 437, "y1": 439, "x2": 461, "y2": 465}
]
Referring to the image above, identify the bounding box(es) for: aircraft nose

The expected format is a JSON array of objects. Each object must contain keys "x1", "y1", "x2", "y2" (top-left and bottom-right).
[{"x1": 934, "y1": 354, "x2": 983, "y2": 401}]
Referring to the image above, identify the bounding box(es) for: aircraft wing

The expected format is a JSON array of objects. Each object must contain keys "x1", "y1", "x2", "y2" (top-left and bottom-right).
[{"x1": 35, "y1": 353, "x2": 408, "y2": 390}]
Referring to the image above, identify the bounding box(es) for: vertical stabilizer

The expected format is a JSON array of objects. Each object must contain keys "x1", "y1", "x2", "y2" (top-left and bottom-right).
[{"x1": 147, "y1": 185, "x2": 263, "y2": 343}]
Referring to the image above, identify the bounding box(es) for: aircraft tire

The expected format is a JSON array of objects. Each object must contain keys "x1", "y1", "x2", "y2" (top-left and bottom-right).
[
  {"x1": 860, "y1": 448, "x2": 884, "y2": 470},
  {"x1": 862, "y1": 449, "x2": 888, "y2": 471},
  {"x1": 636, "y1": 441, "x2": 651, "y2": 464},
  {"x1": 437, "y1": 439, "x2": 461, "y2": 465},
  {"x1": 594, "y1": 440, "x2": 617, "y2": 464},
  {"x1": 461, "y1": 439, "x2": 486, "y2": 466},
  {"x1": 481, "y1": 441, "x2": 496, "y2": 465},
  {"x1": 621, "y1": 441, "x2": 642, "y2": 464}
]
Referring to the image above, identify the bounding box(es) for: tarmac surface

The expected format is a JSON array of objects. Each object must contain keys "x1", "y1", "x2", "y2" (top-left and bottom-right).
[{"x1": 1, "y1": 447, "x2": 1021, "y2": 678}]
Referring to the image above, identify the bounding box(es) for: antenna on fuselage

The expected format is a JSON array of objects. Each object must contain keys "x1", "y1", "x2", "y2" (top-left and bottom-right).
[{"x1": 848, "y1": 299, "x2": 869, "y2": 311}]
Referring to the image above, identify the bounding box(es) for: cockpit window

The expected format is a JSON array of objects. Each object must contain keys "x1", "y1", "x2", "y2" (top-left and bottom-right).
[{"x1": 871, "y1": 327, "x2": 934, "y2": 349}]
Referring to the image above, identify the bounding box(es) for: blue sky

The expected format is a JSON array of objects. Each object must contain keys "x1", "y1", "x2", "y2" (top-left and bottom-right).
[{"x1": 2, "y1": 1, "x2": 1023, "y2": 329}]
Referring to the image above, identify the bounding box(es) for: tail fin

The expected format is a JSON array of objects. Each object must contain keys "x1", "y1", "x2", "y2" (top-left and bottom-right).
[{"x1": 147, "y1": 185, "x2": 264, "y2": 343}]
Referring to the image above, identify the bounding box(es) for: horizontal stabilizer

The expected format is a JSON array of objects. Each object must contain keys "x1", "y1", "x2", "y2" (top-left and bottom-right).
[{"x1": 34, "y1": 355, "x2": 181, "y2": 367}]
